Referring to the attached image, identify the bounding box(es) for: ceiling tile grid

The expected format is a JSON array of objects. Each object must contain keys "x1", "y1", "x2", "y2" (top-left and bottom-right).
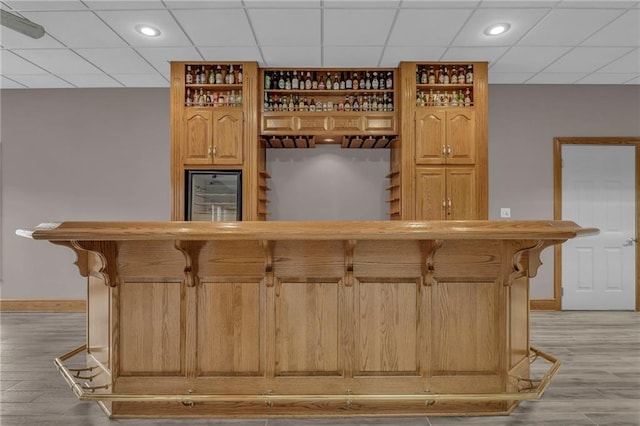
[{"x1": 0, "y1": 0, "x2": 638, "y2": 88}]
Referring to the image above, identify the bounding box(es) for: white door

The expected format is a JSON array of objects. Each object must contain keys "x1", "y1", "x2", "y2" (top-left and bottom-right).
[{"x1": 562, "y1": 145, "x2": 636, "y2": 310}]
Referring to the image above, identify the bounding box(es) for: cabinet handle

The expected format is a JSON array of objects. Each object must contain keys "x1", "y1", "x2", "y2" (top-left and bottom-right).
[
  {"x1": 442, "y1": 199, "x2": 446, "y2": 210},
  {"x1": 213, "y1": 145, "x2": 217, "y2": 157},
  {"x1": 442, "y1": 145, "x2": 446, "y2": 156},
  {"x1": 447, "y1": 198, "x2": 452, "y2": 216},
  {"x1": 208, "y1": 145, "x2": 213, "y2": 157},
  {"x1": 447, "y1": 145, "x2": 452, "y2": 156}
]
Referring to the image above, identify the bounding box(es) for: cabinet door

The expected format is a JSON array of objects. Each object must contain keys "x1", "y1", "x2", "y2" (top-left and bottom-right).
[
  {"x1": 416, "y1": 168, "x2": 446, "y2": 220},
  {"x1": 415, "y1": 110, "x2": 445, "y2": 164},
  {"x1": 446, "y1": 110, "x2": 475, "y2": 164},
  {"x1": 212, "y1": 109, "x2": 244, "y2": 165},
  {"x1": 447, "y1": 167, "x2": 476, "y2": 220},
  {"x1": 183, "y1": 109, "x2": 213, "y2": 165}
]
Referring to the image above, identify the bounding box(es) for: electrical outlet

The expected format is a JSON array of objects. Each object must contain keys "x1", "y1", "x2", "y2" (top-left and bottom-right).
[{"x1": 500, "y1": 208, "x2": 511, "y2": 218}]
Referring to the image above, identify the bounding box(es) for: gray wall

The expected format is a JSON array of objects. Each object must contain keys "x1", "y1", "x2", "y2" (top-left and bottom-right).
[{"x1": 1, "y1": 85, "x2": 639, "y2": 300}]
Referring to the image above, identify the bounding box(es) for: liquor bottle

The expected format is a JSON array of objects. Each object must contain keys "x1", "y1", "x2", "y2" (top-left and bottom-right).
[
  {"x1": 365, "y1": 72, "x2": 371, "y2": 90},
  {"x1": 362, "y1": 94, "x2": 369, "y2": 111},
  {"x1": 221, "y1": 66, "x2": 227, "y2": 84},
  {"x1": 186, "y1": 65, "x2": 193, "y2": 84},
  {"x1": 318, "y1": 74, "x2": 326, "y2": 90},
  {"x1": 420, "y1": 67, "x2": 427, "y2": 84},
  {"x1": 466, "y1": 65, "x2": 473, "y2": 84},
  {"x1": 352, "y1": 96, "x2": 359, "y2": 111},
  {"x1": 305, "y1": 72, "x2": 312, "y2": 90},
  {"x1": 209, "y1": 67, "x2": 215, "y2": 84},
  {"x1": 237, "y1": 65, "x2": 243, "y2": 84},
  {"x1": 386, "y1": 71, "x2": 393, "y2": 89},
  {"x1": 186, "y1": 88, "x2": 192, "y2": 105},
  {"x1": 450, "y1": 91, "x2": 458, "y2": 107},
  {"x1": 309, "y1": 98, "x2": 316, "y2": 111},
  {"x1": 288, "y1": 95, "x2": 295, "y2": 111},
  {"x1": 372, "y1": 72, "x2": 379, "y2": 90},
  {"x1": 352, "y1": 72, "x2": 359, "y2": 90},
  {"x1": 215, "y1": 65, "x2": 223, "y2": 84},
  {"x1": 326, "y1": 72, "x2": 332, "y2": 90},
  {"x1": 339, "y1": 72, "x2": 346, "y2": 90},
  {"x1": 198, "y1": 88, "x2": 205, "y2": 106},
  {"x1": 299, "y1": 96, "x2": 305, "y2": 111},
  {"x1": 428, "y1": 66, "x2": 435, "y2": 84},
  {"x1": 379, "y1": 73, "x2": 385, "y2": 90},
  {"x1": 227, "y1": 65, "x2": 235, "y2": 84},
  {"x1": 443, "y1": 66, "x2": 450, "y2": 84},
  {"x1": 285, "y1": 71, "x2": 292, "y2": 90},
  {"x1": 344, "y1": 95, "x2": 351, "y2": 111},
  {"x1": 371, "y1": 94, "x2": 378, "y2": 110},
  {"x1": 265, "y1": 72, "x2": 272, "y2": 89},
  {"x1": 311, "y1": 73, "x2": 319, "y2": 90},
  {"x1": 458, "y1": 66, "x2": 465, "y2": 84},
  {"x1": 333, "y1": 72, "x2": 340, "y2": 90},
  {"x1": 292, "y1": 70, "x2": 298, "y2": 90},
  {"x1": 229, "y1": 90, "x2": 236, "y2": 106},
  {"x1": 451, "y1": 67, "x2": 458, "y2": 84},
  {"x1": 464, "y1": 88, "x2": 471, "y2": 106},
  {"x1": 346, "y1": 72, "x2": 353, "y2": 89},
  {"x1": 278, "y1": 71, "x2": 285, "y2": 89},
  {"x1": 438, "y1": 65, "x2": 444, "y2": 84}
]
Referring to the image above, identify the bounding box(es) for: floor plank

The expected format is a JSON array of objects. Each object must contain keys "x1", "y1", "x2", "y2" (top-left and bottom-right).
[{"x1": 1, "y1": 312, "x2": 638, "y2": 425}]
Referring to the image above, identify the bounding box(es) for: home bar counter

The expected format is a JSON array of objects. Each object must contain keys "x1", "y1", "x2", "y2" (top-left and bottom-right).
[{"x1": 17, "y1": 220, "x2": 596, "y2": 418}]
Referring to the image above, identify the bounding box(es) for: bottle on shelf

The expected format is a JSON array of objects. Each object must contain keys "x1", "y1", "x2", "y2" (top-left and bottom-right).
[
  {"x1": 353, "y1": 72, "x2": 359, "y2": 90},
  {"x1": 215, "y1": 65, "x2": 223, "y2": 84},
  {"x1": 386, "y1": 71, "x2": 393, "y2": 89},
  {"x1": 305, "y1": 71, "x2": 312, "y2": 90},
  {"x1": 285, "y1": 71, "x2": 292, "y2": 90},
  {"x1": 466, "y1": 65, "x2": 473, "y2": 84},
  {"x1": 265, "y1": 72, "x2": 272, "y2": 89},
  {"x1": 237, "y1": 65, "x2": 243, "y2": 84},
  {"x1": 292, "y1": 71, "x2": 298, "y2": 90},
  {"x1": 326, "y1": 72, "x2": 332, "y2": 90},
  {"x1": 278, "y1": 71, "x2": 285, "y2": 89},
  {"x1": 186, "y1": 65, "x2": 193, "y2": 84},
  {"x1": 428, "y1": 66, "x2": 435, "y2": 84},
  {"x1": 333, "y1": 72, "x2": 340, "y2": 90}
]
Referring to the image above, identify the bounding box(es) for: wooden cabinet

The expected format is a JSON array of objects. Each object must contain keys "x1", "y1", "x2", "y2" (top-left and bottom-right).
[
  {"x1": 416, "y1": 167, "x2": 476, "y2": 220},
  {"x1": 171, "y1": 61, "x2": 259, "y2": 221},
  {"x1": 183, "y1": 108, "x2": 243, "y2": 165},
  {"x1": 260, "y1": 68, "x2": 397, "y2": 137},
  {"x1": 398, "y1": 61, "x2": 488, "y2": 220},
  {"x1": 415, "y1": 109, "x2": 475, "y2": 164}
]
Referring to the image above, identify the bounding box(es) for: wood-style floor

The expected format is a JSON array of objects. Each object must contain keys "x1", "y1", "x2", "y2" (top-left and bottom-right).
[{"x1": 1, "y1": 312, "x2": 638, "y2": 425}]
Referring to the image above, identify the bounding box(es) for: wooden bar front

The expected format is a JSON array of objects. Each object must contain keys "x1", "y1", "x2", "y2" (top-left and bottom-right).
[{"x1": 17, "y1": 220, "x2": 596, "y2": 418}]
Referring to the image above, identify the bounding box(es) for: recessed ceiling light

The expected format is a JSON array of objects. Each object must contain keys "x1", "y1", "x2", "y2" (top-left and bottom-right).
[
  {"x1": 135, "y1": 24, "x2": 161, "y2": 37},
  {"x1": 484, "y1": 23, "x2": 510, "y2": 36}
]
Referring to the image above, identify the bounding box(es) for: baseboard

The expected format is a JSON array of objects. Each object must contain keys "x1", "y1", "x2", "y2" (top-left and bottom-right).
[
  {"x1": 530, "y1": 299, "x2": 559, "y2": 311},
  {"x1": 0, "y1": 299, "x2": 86, "y2": 312}
]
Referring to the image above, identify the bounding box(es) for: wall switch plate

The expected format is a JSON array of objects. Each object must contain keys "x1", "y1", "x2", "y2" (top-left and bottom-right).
[{"x1": 500, "y1": 208, "x2": 511, "y2": 218}]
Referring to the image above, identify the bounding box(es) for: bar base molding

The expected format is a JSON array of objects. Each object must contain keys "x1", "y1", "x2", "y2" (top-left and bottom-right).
[{"x1": 0, "y1": 299, "x2": 85, "y2": 312}]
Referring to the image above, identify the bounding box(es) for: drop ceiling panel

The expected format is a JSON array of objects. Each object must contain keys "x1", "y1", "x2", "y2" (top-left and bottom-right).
[
  {"x1": 96, "y1": 9, "x2": 191, "y2": 47},
  {"x1": 488, "y1": 72, "x2": 535, "y2": 84},
  {"x1": 172, "y1": 9, "x2": 255, "y2": 46},
  {"x1": 136, "y1": 47, "x2": 203, "y2": 75},
  {"x1": 527, "y1": 72, "x2": 588, "y2": 84},
  {"x1": 1, "y1": 50, "x2": 48, "y2": 74},
  {"x1": 324, "y1": 0, "x2": 400, "y2": 8},
  {"x1": 82, "y1": 1, "x2": 166, "y2": 10},
  {"x1": 577, "y1": 73, "x2": 639, "y2": 84},
  {"x1": 441, "y1": 46, "x2": 509, "y2": 63},
  {"x1": 248, "y1": 9, "x2": 321, "y2": 46},
  {"x1": 558, "y1": 1, "x2": 638, "y2": 8},
  {"x1": 197, "y1": 46, "x2": 262, "y2": 62},
  {"x1": 74, "y1": 48, "x2": 157, "y2": 74},
  {"x1": 21, "y1": 11, "x2": 127, "y2": 48},
  {"x1": 387, "y1": 9, "x2": 472, "y2": 45},
  {"x1": 1, "y1": 76, "x2": 26, "y2": 88},
  {"x1": 164, "y1": 1, "x2": 243, "y2": 8},
  {"x1": 491, "y1": 46, "x2": 572, "y2": 73},
  {"x1": 323, "y1": 46, "x2": 384, "y2": 67},
  {"x1": 57, "y1": 73, "x2": 122, "y2": 87},
  {"x1": 0, "y1": 28, "x2": 65, "y2": 49},
  {"x1": 111, "y1": 73, "x2": 168, "y2": 87},
  {"x1": 518, "y1": 9, "x2": 625, "y2": 46},
  {"x1": 453, "y1": 8, "x2": 550, "y2": 46},
  {"x1": 380, "y1": 46, "x2": 447, "y2": 66},
  {"x1": 13, "y1": 49, "x2": 102, "y2": 74},
  {"x1": 480, "y1": 1, "x2": 557, "y2": 7},
  {"x1": 323, "y1": 9, "x2": 396, "y2": 46},
  {"x1": 5, "y1": 73, "x2": 73, "y2": 88},
  {"x1": 582, "y1": 10, "x2": 640, "y2": 46},
  {"x1": 545, "y1": 47, "x2": 633, "y2": 72},
  {"x1": 261, "y1": 46, "x2": 321, "y2": 67},
  {"x1": 598, "y1": 48, "x2": 640, "y2": 73},
  {"x1": 3, "y1": 1, "x2": 87, "y2": 11},
  {"x1": 402, "y1": 1, "x2": 479, "y2": 8}
]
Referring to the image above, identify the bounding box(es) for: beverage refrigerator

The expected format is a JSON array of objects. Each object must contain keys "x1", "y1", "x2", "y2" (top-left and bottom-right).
[{"x1": 185, "y1": 170, "x2": 242, "y2": 221}]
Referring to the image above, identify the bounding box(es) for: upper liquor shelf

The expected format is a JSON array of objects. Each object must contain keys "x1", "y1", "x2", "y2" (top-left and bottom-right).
[
  {"x1": 415, "y1": 63, "x2": 476, "y2": 108},
  {"x1": 184, "y1": 63, "x2": 244, "y2": 107}
]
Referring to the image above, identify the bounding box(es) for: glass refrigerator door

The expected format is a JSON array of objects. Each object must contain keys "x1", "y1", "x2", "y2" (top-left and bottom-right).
[{"x1": 188, "y1": 172, "x2": 241, "y2": 221}]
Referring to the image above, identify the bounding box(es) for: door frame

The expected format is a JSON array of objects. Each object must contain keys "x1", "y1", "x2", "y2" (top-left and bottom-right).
[{"x1": 553, "y1": 137, "x2": 640, "y2": 312}]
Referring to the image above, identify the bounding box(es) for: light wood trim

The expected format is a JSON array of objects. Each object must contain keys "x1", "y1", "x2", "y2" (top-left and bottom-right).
[
  {"x1": 19, "y1": 220, "x2": 597, "y2": 242},
  {"x1": 0, "y1": 299, "x2": 86, "y2": 312},
  {"x1": 553, "y1": 137, "x2": 640, "y2": 312},
  {"x1": 530, "y1": 299, "x2": 558, "y2": 311}
]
